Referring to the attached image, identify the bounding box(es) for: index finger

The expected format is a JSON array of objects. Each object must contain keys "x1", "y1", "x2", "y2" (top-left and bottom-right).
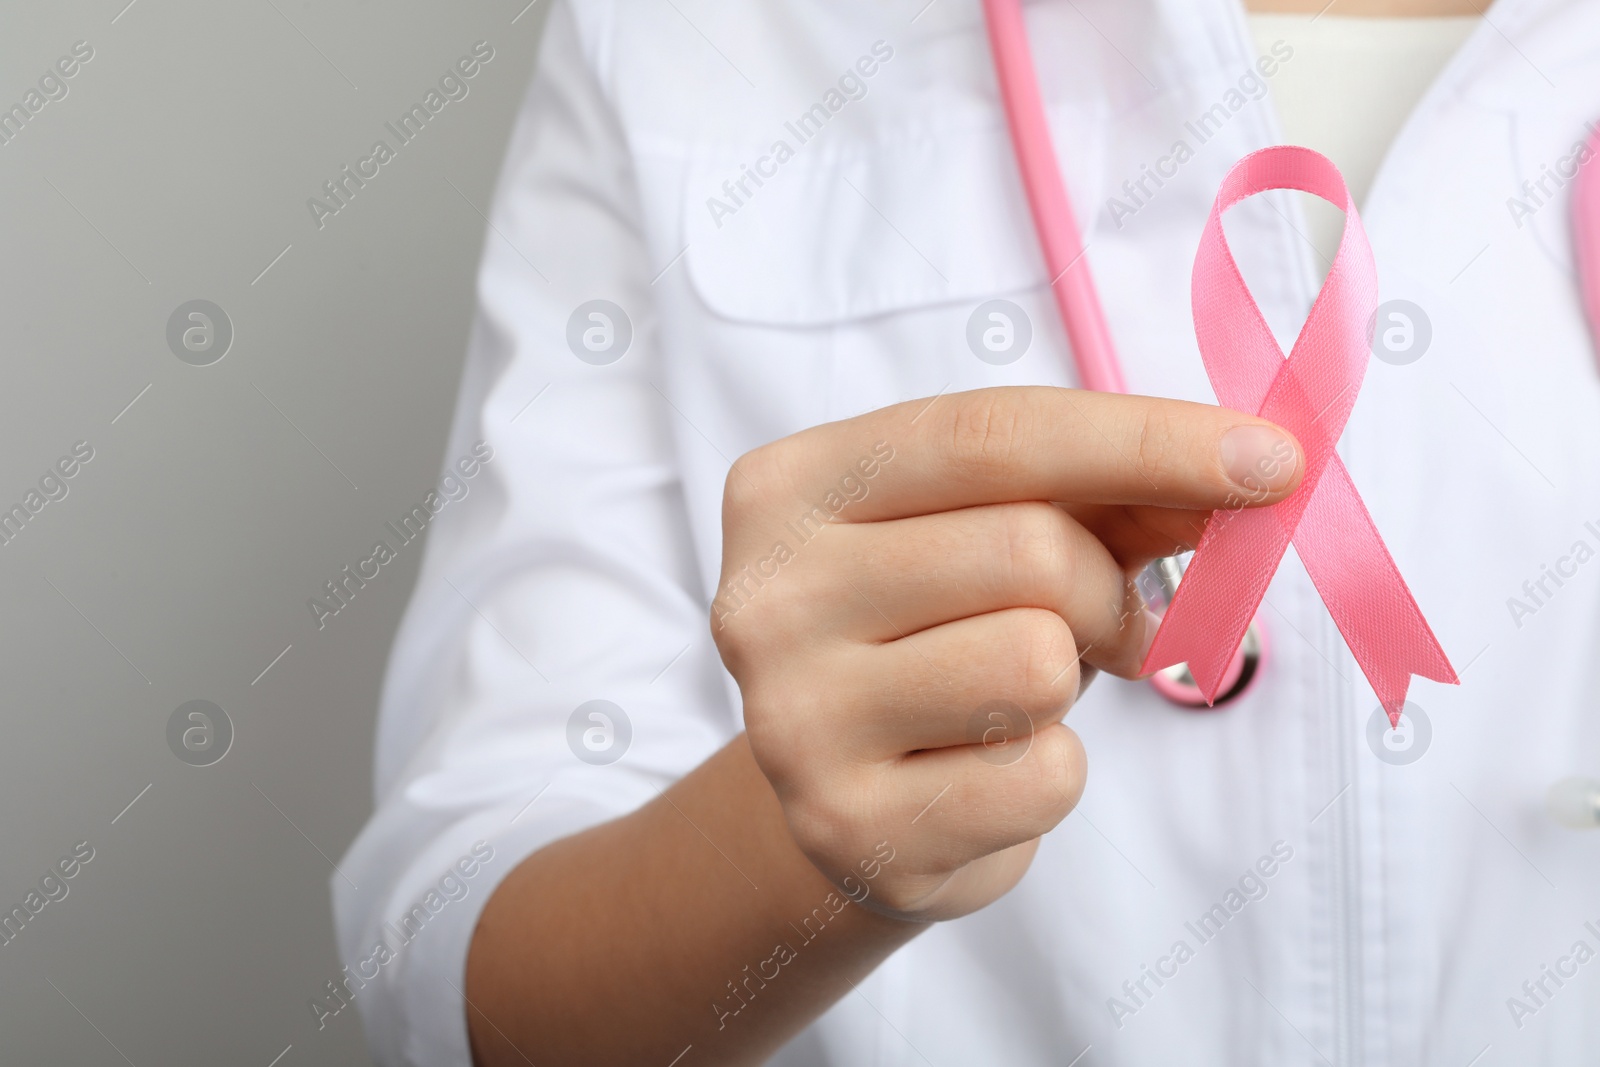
[{"x1": 741, "y1": 386, "x2": 1303, "y2": 523}]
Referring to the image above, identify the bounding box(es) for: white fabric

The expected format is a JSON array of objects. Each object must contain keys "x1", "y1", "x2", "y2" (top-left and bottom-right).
[
  {"x1": 334, "y1": 1, "x2": 1600, "y2": 1064},
  {"x1": 1249, "y1": 12, "x2": 1481, "y2": 261}
]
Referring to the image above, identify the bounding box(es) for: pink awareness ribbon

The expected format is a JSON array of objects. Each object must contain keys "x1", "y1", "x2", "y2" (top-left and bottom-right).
[{"x1": 1139, "y1": 146, "x2": 1458, "y2": 724}]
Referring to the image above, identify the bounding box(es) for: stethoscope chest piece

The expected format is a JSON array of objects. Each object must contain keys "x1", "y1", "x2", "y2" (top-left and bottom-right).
[
  {"x1": 1148, "y1": 622, "x2": 1264, "y2": 708},
  {"x1": 1137, "y1": 554, "x2": 1265, "y2": 708}
]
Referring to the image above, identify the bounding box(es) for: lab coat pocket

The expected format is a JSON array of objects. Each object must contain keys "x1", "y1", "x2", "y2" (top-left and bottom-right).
[
  {"x1": 679, "y1": 109, "x2": 1107, "y2": 328},
  {"x1": 661, "y1": 110, "x2": 1103, "y2": 434}
]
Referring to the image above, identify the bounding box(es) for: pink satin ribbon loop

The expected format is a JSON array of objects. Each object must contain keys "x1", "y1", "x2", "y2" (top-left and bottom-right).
[{"x1": 1140, "y1": 146, "x2": 1458, "y2": 723}]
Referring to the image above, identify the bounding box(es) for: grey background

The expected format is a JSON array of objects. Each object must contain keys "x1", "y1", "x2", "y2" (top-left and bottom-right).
[{"x1": 0, "y1": 1, "x2": 547, "y2": 1063}]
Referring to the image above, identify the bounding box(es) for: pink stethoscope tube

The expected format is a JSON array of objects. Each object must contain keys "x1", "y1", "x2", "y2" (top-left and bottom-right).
[
  {"x1": 1573, "y1": 126, "x2": 1600, "y2": 353},
  {"x1": 980, "y1": 0, "x2": 1125, "y2": 394},
  {"x1": 1550, "y1": 135, "x2": 1600, "y2": 826},
  {"x1": 980, "y1": 0, "x2": 1260, "y2": 707}
]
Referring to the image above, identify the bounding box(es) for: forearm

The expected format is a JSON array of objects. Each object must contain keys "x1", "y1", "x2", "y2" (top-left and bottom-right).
[{"x1": 465, "y1": 735, "x2": 925, "y2": 1066}]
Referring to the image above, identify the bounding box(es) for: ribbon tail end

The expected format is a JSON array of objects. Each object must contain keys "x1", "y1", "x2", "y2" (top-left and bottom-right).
[
  {"x1": 1373, "y1": 663, "x2": 1452, "y2": 729},
  {"x1": 1140, "y1": 638, "x2": 1229, "y2": 707},
  {"x1": 1375, "y1": 688, "x2": 1408, "y2": 729},
  {"x1": 1387, "y1": 657, "x2": 1459, "y2": 727},
  {"x1": 1181, "y1": 653, "x2": 1233, "y2": 708}
]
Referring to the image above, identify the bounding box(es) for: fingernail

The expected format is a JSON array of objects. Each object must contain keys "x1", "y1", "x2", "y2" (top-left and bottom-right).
[{"x1": 1220, "y1": 425, "x2": 1298, "y2": 494}]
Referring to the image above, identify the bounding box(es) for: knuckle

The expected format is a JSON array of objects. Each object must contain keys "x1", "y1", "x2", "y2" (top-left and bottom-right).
[
  {"x1": 949, "y1": 392, "x2": 1029, "y2": 479},
  {"x1": 745, "y1": 677, "x2": 850, "y2": 787},
  {"x1": 721, "y1": 444, "x2": 781, "y2": 526},
  {"x1": 1025, "y1": 725, "x2": 1087, "y2": 824},
  {"x1": 738, "y1": 678, "x2": 786, "y2": 739},
  {"x1": 1002, "y1": 502, "x2": 1075, "y2": 591},
  {"x1": 710, "y1": 605, "x2": 750, "y2": 666},
  {"x1": 1133, "y1": 405, "x2": 1184, "y2": 488},
  {"x1": 1083, "y1": 574, "x2": 1151, "y2": 681},
  {"x1": 739, "y1": 694, "x2": 784, "y2": 758},
  {"x1": 713, "y1": 464, "x2": 819, "y2": 659},
  {"x1": 710, "y1": 584, "x2": 770, "y2": 673},
  {"x1": 1016, "y1": 609, "x2": 1079, "y2": 711},
  {"x1": 743, "y1": 674, "x2": 818, "y2": 751}
]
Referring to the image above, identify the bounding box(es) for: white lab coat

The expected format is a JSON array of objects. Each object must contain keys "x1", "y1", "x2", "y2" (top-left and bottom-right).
[{"x1": 333, "y1": 0, "x2": 1600, "y2": 1063}]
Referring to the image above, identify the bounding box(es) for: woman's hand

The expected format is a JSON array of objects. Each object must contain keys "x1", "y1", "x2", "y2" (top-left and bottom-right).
[
  {"x1": 467, "y1": 386, "x2": 1301, "y2": 1067},
  {"x1": 713, "y1": 386, "x2": 1301, "y2": 922}
]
